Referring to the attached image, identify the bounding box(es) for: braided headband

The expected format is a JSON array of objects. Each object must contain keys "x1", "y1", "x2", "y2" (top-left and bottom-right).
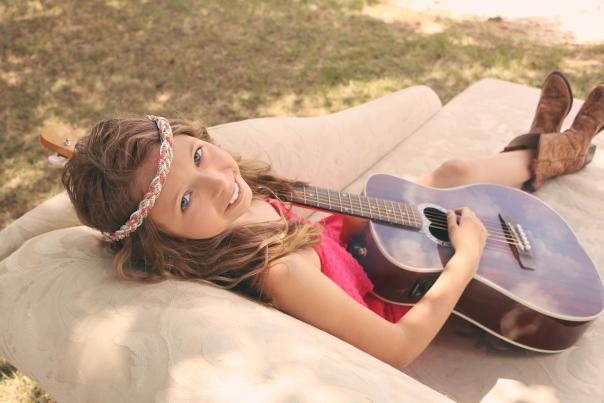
[{"x1": 102, "y1": 115, "x2": 174, "y2": 242}]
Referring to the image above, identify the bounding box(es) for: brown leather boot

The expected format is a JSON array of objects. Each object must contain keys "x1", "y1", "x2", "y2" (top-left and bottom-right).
[
  {"x1": 530, "y1": 71, "x2": 573, "y2": 134},
  {"x1": 526, "y1": 83, "x2": 604, "y2": 192},
  {"x1": 502, "y1": 71, "x2": 573, "y2": 152}
]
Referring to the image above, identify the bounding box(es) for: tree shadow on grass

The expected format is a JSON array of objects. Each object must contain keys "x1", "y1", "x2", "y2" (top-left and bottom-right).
[{"x1": 1, "y1": 0, "x2": 602, "y2": 228}]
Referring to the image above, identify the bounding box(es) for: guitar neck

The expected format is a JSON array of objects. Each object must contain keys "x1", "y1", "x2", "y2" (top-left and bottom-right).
[{"x1": 277, "y1": 183, "x2": 422, "y2": 230}]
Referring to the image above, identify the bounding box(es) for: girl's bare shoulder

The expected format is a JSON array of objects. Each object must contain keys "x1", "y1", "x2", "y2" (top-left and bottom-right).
[
  {"x1": 260, "y1": 241, "x2": 406, "y2": 369},
  {"x1": 263, "y1": 246, "x2": 321, "y2": 297}
]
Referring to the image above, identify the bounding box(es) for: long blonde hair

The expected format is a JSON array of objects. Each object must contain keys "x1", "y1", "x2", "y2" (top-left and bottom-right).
[{"x1": 61, "y1": 115, "x2": 324, "y2": 308}]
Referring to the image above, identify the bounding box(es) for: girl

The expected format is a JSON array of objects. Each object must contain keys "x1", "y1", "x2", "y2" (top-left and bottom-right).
[{"x1": 61, "y1": 71, "x2": 603, "y2": 370}]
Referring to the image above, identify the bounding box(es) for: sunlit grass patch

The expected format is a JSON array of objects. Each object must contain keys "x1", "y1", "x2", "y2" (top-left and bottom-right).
[{"x1": 0, "y1": 370, "x2": 54, "y2": 403}]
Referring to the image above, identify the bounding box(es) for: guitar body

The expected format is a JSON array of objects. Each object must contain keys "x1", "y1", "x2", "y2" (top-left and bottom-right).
[{"x1": 348, "y1": 173, "x2": 604, "y2": 352}]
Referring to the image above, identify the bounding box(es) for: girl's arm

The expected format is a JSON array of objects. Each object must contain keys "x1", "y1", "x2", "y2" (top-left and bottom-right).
[
  {"x1": 393, "y1": 250, "x2": 478, "y2": 367},
  {"x1": 394, "y1": 206, "x2": 487, "y2": 366}
]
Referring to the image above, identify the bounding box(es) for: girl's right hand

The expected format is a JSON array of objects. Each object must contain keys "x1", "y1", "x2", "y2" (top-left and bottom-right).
[{"x1": 446, "y1": 207, "x2": 488, "y2": 267}]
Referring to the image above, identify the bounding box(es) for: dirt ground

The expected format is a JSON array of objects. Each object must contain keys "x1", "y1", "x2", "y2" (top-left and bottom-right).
[{"x1": 388, "y1": 0, "x2": 604, "y2": 44}]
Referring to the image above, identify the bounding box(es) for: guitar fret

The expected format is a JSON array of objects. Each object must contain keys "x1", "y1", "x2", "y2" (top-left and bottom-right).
[
  {"x1": 357, "y1": 195, "x2": 366, "y2": 218},
  {"x1": 375, "y1": 198, "x2": 382, "y2": 219},
  {"x1": 409, "y1": 204, "x2": 418, "y2": 227},
  {"x1": 386, "y1": 199, "x2": 399, "y2": 225},
  {"x1": 385, "y1": 199, "x2": 395, "y2": 224},
  {"x1": 394, "y1": 201, "x2": 405, "y2": 226},
  {"x1": 347, "y1": 193, "x2": 354, "y2": 215},
  {"x1": 404, "y1": 203, "x2": 411, "y2": 225},
  {"x1": 382, "y1": 199, "x2": 389, "y2": 222},
  {"x1": 394, "y1": 201, "x2": 403, "y2": 225},
  {"x1": 367, "y1": 196, "x2": 376, "y2": 219},
  {"x1": 397, "y1": 202, "x2": 408, "y2": 226},
  {"x1": 383, "y1": 198, "x2": 390, "y2": 218},
  {"x1": 410, "y1": 205, "x2": 419, "y2": 226},
  {"x1": 371, "y1": 197, "x2": 378, "y2": 219},
  {"x1": 340, "y1": 192, "x2": 349, "y2": 214}
]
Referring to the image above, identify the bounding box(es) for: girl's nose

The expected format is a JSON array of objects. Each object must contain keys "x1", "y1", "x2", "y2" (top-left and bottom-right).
[{"x1": 203, "y1": 170, "x2": 231, "y2": 199}]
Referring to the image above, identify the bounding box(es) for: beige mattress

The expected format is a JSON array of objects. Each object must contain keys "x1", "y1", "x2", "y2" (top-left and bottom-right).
[{"x1": 0, "y1": 79, "x2": 602, "y2": 402}]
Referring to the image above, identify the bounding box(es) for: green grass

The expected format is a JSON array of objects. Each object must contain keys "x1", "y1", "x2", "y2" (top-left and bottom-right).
[{"x1": 1, "y1": 0, "x2": 603, "y2": 401}]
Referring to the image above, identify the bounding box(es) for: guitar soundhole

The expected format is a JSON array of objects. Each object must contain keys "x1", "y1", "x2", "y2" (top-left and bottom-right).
[{"x1": 423, "y1": 207, "x2": 450, "y2": 244}]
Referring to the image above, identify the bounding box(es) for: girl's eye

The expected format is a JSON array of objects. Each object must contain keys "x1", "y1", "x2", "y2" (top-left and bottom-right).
[
  {"x1": 181, "y1": 193, "x2": 191, "y2": 212},
  {"x1": 181, "y1": 146, "x2": 204, "y2": 213},
  {"x1": 194, "y1": 146, "x2": 203, "y2": 165}
]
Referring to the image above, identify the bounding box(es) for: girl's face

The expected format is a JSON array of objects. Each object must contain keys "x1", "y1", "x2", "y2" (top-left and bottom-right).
[{"x1": 133, "y1": 134, "x2": 254, "y2": 239}]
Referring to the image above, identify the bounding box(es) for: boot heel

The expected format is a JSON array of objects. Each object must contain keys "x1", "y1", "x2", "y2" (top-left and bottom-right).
[{"x1": 583, "y1": 143, "x2": 597, "y2": 167}]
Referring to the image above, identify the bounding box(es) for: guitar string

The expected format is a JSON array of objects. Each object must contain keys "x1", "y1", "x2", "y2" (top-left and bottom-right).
[
  {"x1": 281, "y1": 194, "x2": 524, "y2": 247},
  {"x1": 290, "y1": 192, "x2": 523, "y2": 253},
  {"x1": 289, "y1": 188, "x2": 521, "y2": 237},
  {"x1": 415, "y1": 214, "x2": 519, "y2": 244},
  {"x1": 277, "y1": 192, "x2": 527, "y2": 249},
  {"x1": 283, "y1": 191, "x2": 509, "y2": 230},
  {"x1": 410, "y1": 222, "x2": 519, "y2": 249},
  {"x1": 278, "y1": 191, "x2": 526, "y2": 247},
  {"x1": 418, "y1": 211, "x2": 513, "y2": 232},
  {"x1": 282, "y1": 188, "x2": 519, "y2": 228},
  {"x1": 276, "y1": 198, "x2": 521, "y2": 253}
]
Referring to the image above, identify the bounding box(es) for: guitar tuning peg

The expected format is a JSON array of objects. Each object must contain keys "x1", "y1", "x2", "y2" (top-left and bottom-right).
[{"x1": 48, "y1": 153, "x2": 66, "y2": 166}]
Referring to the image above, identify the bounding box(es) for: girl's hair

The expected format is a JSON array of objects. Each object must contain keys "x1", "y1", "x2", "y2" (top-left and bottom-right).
[{"x1": 61, "y1": 115, "x2": 324, "y2": 308}]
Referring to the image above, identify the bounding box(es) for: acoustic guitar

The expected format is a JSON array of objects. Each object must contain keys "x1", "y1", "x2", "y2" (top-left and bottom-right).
[
  {"x1": 276, "y1": 180, "x2": 604, "y2": 352},
  {"x1": 41, "y1": 124, "x2": 604, "y2": 352}
]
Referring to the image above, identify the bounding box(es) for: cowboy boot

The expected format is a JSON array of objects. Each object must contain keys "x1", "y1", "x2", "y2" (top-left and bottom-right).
[
  {"x1": 502, "y1": 71, "x2": 573, "y2": 153},
  {"x1": 530, "y1": 71, "x2": 574, "y2": 134},
  {"x1": 526, "y1": 83, "x2": 604, "y2": 191}
]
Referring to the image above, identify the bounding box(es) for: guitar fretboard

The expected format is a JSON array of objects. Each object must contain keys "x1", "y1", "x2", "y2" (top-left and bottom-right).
[{"x1": 277, "y1": 184, "x2": 422, "y2": 230}]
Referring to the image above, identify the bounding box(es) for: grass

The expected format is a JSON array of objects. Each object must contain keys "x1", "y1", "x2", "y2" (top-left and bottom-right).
[
  {"x1": 1, "y1": 0, "x2": 603, "y2": 401},
  {"x1": 0, "y1": 357, "x2": 53, "y2": 403}
]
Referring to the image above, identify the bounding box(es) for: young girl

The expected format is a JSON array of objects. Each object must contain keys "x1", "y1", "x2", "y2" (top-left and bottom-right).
[{"x1": 61, "y1": 71, "x2": 603, "y2": 370}]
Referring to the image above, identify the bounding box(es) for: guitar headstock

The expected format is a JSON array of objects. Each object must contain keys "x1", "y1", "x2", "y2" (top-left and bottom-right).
[{"x1": 40, "y1": 123, "x2": 84, "y2": 159}]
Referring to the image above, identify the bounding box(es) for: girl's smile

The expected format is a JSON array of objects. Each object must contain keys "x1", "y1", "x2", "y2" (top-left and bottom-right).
[{"x1": 225, "y1": 175, "x2": 244, "y2": 211}]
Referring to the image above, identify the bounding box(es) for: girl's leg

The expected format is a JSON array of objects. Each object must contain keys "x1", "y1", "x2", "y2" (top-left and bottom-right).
[{"x1": 414, "y1": 149, "x2": 536, "y2": 189}]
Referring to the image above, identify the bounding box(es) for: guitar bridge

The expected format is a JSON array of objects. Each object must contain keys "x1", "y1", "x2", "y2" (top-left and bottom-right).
[{"x1": 498, "y1": 214, "x2": 535, "y2": 271}]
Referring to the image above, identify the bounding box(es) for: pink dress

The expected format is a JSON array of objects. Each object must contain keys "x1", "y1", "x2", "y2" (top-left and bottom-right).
[{"x1": 266, "y1": 197, "x2": 411, "y2": 323}]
